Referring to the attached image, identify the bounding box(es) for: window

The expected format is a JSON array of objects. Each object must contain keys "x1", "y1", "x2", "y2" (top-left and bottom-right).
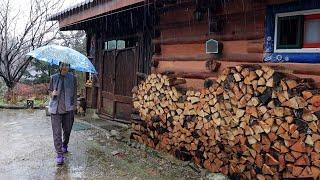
[
  {"x1": 104, "y1": 40, "x2": 126, "y2": 51},
  {"x1": 117, "y1": 40, "x2": 125, "y2": 49},
  {"x1": 274, "y1": 9, "x2": 320, "y2": 52},
  {"x1": 304, "y1": 14, "x2": 320, "y2": 48},
  {"x1": 276, "y1": 16, "x2": 303, "y2": 49}
]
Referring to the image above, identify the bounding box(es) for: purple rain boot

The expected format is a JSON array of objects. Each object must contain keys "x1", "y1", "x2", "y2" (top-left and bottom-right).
[
  {"x1": 62, "y1": 145, "x2": 68, "y2": 154},
  {"x1": 56, "y1": 154, "x2": 64, "y2": 165}
]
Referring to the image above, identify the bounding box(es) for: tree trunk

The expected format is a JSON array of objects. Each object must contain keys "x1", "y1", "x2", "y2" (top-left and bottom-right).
[{"x1": 5, "y1": 83, "x2": 17, "y2": 104}]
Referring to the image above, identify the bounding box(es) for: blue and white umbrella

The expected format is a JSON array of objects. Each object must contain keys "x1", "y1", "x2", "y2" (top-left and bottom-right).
[{"x1": 26, "y1": 45, "x2": 97, "y2": 74}]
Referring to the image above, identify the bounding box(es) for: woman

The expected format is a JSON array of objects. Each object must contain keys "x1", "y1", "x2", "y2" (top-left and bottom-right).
[{"x1": 48, "y1": 62, "x2": 77, "y2": 165}]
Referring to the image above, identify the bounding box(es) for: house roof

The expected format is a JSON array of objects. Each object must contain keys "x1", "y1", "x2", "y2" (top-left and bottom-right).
[
  {"x1": 49, "y1": 0, "x2": 145, "y2": 29},
  {"x1": 48, "y1": 0, "x2": 95, "y2": 21}
]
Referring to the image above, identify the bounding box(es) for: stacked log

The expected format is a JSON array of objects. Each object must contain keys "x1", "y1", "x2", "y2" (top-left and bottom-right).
[{"x1": 131, "y1": 65, "x2": 320, "y2": 179}]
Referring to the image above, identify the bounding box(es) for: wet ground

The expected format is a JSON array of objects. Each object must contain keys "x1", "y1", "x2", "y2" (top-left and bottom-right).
[{"x1": 0, "y1": 109, "x2": 202, "y2": 180}]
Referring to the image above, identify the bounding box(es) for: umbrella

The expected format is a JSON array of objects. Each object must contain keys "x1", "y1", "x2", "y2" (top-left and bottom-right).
[{"x1": 26, "y1": 45, "x2": 97, "y2": 74}]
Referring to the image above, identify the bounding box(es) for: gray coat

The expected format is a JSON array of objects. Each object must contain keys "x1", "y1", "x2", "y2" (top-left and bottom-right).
[{"x1": 48, "y1": 72, "x2": 76, "y2": 114}]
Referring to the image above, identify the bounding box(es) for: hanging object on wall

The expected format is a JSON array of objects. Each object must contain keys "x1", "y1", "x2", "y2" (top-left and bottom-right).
[{"x1": 206, "y1": 39, "x2": 223, "y2": 54}]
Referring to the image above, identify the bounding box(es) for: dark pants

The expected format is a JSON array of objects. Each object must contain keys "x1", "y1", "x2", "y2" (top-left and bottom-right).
[{"x1": 51, "y1": 111, "x2": 74, "y2": 155}]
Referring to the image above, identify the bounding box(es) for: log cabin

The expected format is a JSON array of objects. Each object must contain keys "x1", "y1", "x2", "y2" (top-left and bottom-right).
[
  {"x1": 49, "y1": 0, "x2": 320, "y2": 123},
  {"x1": 49, "y1": 0, "x2": 320, "y2": 178}
]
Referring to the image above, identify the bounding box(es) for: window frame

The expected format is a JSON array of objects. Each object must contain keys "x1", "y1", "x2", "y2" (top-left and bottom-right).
[{"x1": 274, "y1": 9, "x2": 320, "y2": 53}]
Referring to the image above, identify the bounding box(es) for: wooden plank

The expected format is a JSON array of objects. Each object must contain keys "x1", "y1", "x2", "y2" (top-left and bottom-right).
[
  {"x1": 156, "y1": 61, "x2": 208, "y2": 73},
  {"x1": 217, "y1": 61, "x2": 320, "y2": 76},
  {"x1": 160, "y1": 23, "x2": 209, "y2": 40},
  {"x1": 161, "y1": 44, "x2": 205, "y2": 56},
  {"x1": 153, "y1": 53, "x2": 262, "y2": 62},
  {"x1": 153, "y1": 32, "x2": 264, "y2": 45},
  {"x1": 102, "y1": 91, "x2": 132, "y2": 104},
  {"x1": 156, "y1": 60, "x2": 320, "y2": 81},
  {"x1": 247, "y1": 39, "x2": 264, "y2": 53},
  {"x1": 115, "y1": 95, "x2": 132, "y2": 104},
  {"x1": 175, "y1": 72, "x2": 218, "y2": 80},
  {"x1": 223, "y1": 41, "x2": 249, "y2": 54}
]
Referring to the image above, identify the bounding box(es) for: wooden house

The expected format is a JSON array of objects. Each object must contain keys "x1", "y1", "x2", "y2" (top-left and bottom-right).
[{"x1": 50, "y1": 0, "x2": 320, "y2": 123}]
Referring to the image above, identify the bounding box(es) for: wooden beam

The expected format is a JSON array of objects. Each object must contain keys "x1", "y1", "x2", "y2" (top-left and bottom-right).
[
  {"x1": 218, "y1": 61, "x2": 320, "y2": 76},
  {"x1": 175, "y1": 72, "x2": 218, "y2": 79},
  {"x1": 102, "y1": 91, "x2": 132, "y2": 104},
  {"x1": 152, "y1": 53, "x2": 263, "y2": 62},
  {"x1": 153, "y1": 54, "x2": 211, "y2": 61},
  {"x1": 152, "y1": 32, "x2": 264, "y2": 45},
  {"x1": 265, "y1": 0, "x2": 297, "y2": 5}
]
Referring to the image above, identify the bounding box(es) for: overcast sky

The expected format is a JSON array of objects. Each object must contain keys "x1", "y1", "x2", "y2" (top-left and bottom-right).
[
  {"x1": 11, "y1": 0, "x2": 81, "y2": 13},
  {"x1": 10, "y1": 0, "x2": 83, "y2": 34}
]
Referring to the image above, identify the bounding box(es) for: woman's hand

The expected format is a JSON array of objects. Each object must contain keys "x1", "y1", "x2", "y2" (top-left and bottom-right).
[{"x1": 52, "y1": 90, "x2": 59, "y2": 97}]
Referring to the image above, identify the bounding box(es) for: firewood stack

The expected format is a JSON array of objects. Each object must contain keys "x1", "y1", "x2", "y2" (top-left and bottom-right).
[{"x1": 131, "y1": 65, "x2": 320, "y2": 179}]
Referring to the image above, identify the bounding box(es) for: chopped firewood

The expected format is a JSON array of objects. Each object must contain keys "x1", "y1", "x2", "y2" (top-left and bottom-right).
[
  {"x1": 305, "y1": 135, "x2": 314, "y2": 146},
  {"x1": 280, "y1": 80, "x2": 288, "y2": 91},
  {"x1": 292, "y1": 166, "x2": 304, "y2": 177},
  {"x1": 263, "y1": 68, "x2": 274, "y2": 80},
  {"x1": 315, "y1": 141, "x2": 320, "y2": 153},
  {"x1": 312, "y1": 134, "x2": 320, "y2": 142},
  {"x1": 310, "y1": 95, "x2": 320, "y2": 107},
  {"x1": 283, "y1": 97, "x2": 299, "y2": 109},
  {"x1": 248, "y1": 136, "x2": 257, "y2": 145},
  {"x1": 290, "y1": 139, "x2": 306, "y2": 153},
  {"x1": 132, "y1": 66, "x2": 320, "y2": 178},
  {"x1": 302, "y1": 91, "x2": 313, "y2": 100},
  {"x1": 274, "y1": 107, "x2": 284, "y2": 117},
  {"x1": 266, "y1": 153, "x2": 279, "y2": 165},
  {"x1": 266, "y1": 78, "x2": 274, "y2": 87},
  {"x1": 235, "y1": 65, "x2": 243, "y2": 72},
  {"x1": 258, "y1": 77, "x2": 266, "y2": 86},
  {"x1": 310, "y1": 166, "x2": 320, "y2": 178},
  {"x1": 188, "y1": 96, "x2": 200, "y2": 104},
  {"x1": 286, "y1": 80, "x2": 298, "y2": 89},
  {"x1": 256, "y1": 69, "x2": 264, "y2": 77},
  {"x1": 255, "y1": 154, "x2": 263, "y2": 168},
  {"x1": 291, "y1": 151, "x2": 302, "y2": 159},
  {"x1": 262, "y1": 164, "x2": 274, "y2": 175},
  {"x1": 300, "y1": 167, "x2": 312, "y2": 177},
  {"x1": 285, "y1": 153, "x2": 295, "y2": 162},
  {"x1": 302, "y1": 112, "x2": 317, "y2": 122},
  {"x1": 295, "y1": 155, "x2": 310, "y2": 166},
  {"x1": 233, "y1": 73, "x2": 242, "y2": 82}
]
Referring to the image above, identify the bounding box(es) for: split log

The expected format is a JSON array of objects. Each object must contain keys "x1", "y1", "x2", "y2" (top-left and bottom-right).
[{"x1": 132, "y1": 65, "x2": 320, "y2": 179}]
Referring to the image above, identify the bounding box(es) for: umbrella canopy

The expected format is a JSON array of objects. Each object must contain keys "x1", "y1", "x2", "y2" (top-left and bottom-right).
[{"x1": 26, "y1": 45, "x2": 97, "y2": 74}]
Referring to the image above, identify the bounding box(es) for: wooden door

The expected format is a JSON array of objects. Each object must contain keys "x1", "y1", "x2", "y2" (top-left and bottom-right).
[
  {"x1": 100, "y1": 47, "x2": 137, "y2": 121},
  {"x1": 101, "y1": 50, "x2": 116, "y2": 117}
]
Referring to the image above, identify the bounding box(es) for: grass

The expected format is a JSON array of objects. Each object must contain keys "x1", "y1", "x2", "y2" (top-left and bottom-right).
[
  {"x1": 0, "y1": 95, "x2": 48, "y2": 107},
  {"x1": 0, "y1": 96, "x2": 5, "y2": 106},
  {"x1": 33, "y1": 98, "x2": 49, "y2": 107}
]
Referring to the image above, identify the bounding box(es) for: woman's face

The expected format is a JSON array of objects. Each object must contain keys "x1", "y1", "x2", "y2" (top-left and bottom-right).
[{"x1": 60, "y1": 63, "x2": 69, "y2": 75}]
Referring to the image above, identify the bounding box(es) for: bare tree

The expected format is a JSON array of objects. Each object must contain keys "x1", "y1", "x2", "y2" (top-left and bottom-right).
[
  {"x1": 0, "y1": 0, "x2": 61, "y2": 94},
  {"x1": 57, "y1": 30, "x2": 87, "y2": 55}
]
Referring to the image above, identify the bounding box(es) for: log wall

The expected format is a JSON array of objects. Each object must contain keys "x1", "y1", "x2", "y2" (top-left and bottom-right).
[{"x1": 152, "y1": 0, "x2": 320, "y2": 89}]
